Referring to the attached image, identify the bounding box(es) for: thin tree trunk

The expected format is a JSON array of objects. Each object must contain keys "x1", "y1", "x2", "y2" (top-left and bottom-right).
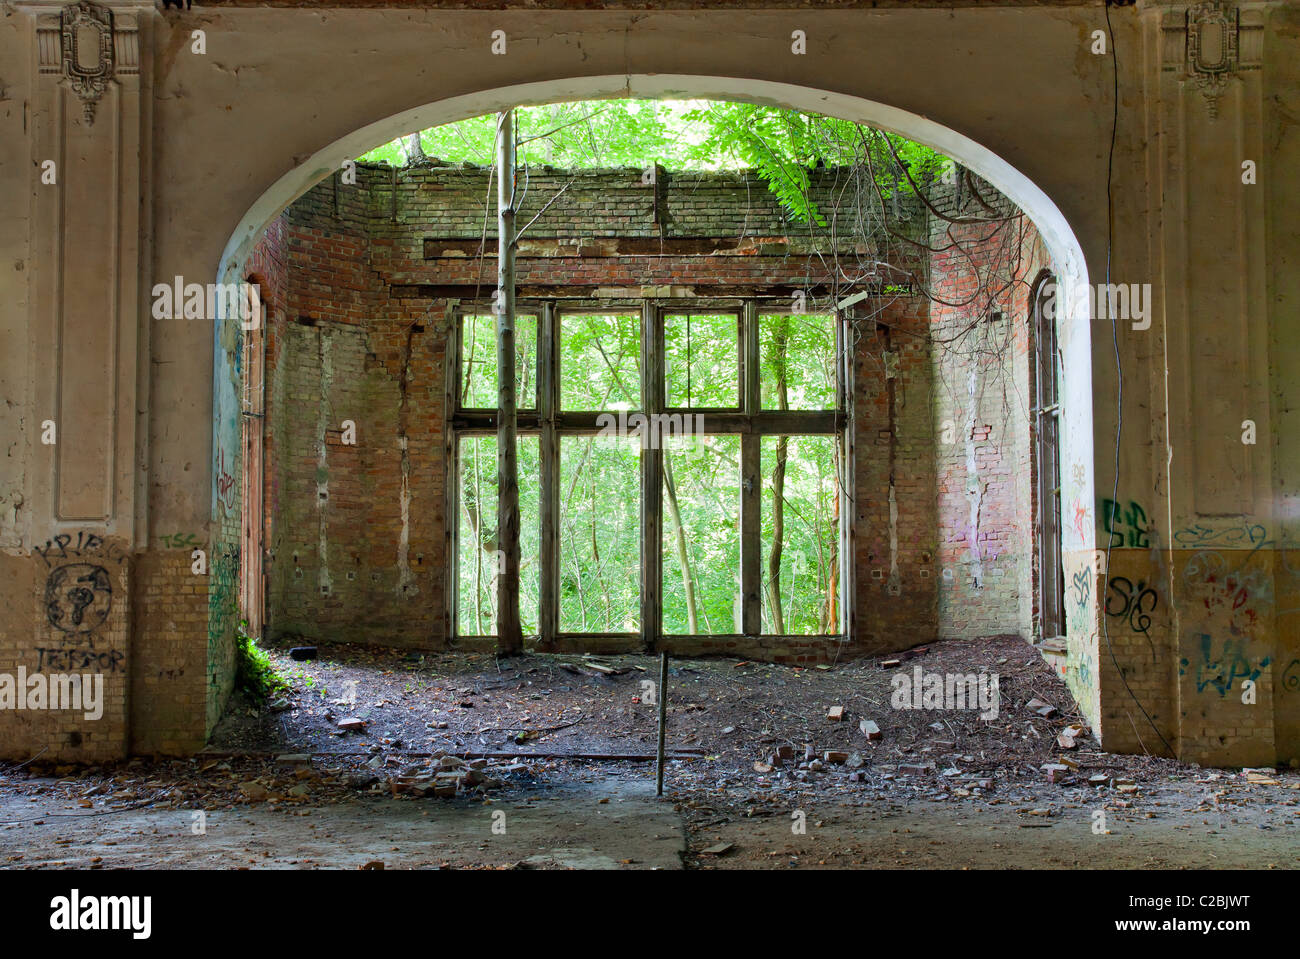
[
  {"x1": 590, "y1": 463, "x2": 611, "y2": 627},
  {"x1": 406, "y1": 132, "x2": 428, "y2": 165},
  {"x1": 495, "y1": 110, "x2": 522, "y2": 654},
  {"x1": 663, "y1": 456, "x2": 698, "y2": 633},
  {"x1": 822, "y1": 439, "x2": 841, "y2": 633}
]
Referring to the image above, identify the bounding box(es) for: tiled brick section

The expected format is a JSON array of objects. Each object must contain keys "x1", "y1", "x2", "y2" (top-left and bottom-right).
[
  {"x1": 256, "y1": 179, "x2": 450, "y2": 646},
  {"x1": 130, "y1": 552, "x2": 209, "y2": 755},
  {"x1": 247, "y1": 215, "x2": 289, "y2": 315},
  {"x1": 0, "y1": 537, "x2": 131, "y2": 762},
  {"x1": 1095, "y1": 544, "x2": 1290, "y2": 766}
]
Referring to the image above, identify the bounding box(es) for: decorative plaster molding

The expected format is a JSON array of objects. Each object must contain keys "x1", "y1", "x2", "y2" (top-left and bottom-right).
[
  {"x1": 60, "y1": 2, "x2": 115, "y2": 125},
  {"x1": 1188, "y1": 1, "x2": 1237, "y2": 117},
  {"x1": 33, "y1": 1, "x2": 139, "y2": 122},
  {"x1": 1160, "y1": 1, "x2": 1263, "y2": 120}
]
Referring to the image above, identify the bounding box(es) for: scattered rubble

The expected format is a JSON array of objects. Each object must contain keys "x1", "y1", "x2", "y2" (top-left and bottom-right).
[{"x1": 3, "y1": 634, "x2": 1296, "y2": 872}]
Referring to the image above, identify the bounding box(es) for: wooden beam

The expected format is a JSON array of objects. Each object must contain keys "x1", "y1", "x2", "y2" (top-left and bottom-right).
[
  {"x1": 391, "y1": 282, "x2": 913, "y2": 300},
  {"x1": 641, "y1": 301, "x2": 663, "y2": 652},
  {"x1": 740, "y1": 301, "x2": 762, "y2": 638},
  {"x1": 839, "y1": 310, "x2": 856, "y2": 643},
  {"x1": 538, "y1": 301, "x2": 559, "y2": 650},
  {"x1": 445, "y1": 301, "x2": 461, "y2": 643},
  {"x1": 495, "y1": 110, "x2": 523, "y2": 655}
]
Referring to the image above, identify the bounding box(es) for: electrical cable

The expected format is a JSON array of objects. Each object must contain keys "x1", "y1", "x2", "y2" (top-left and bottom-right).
[{"x1": 1097, "y1": 0, "x2": 1176, "y2": 756}]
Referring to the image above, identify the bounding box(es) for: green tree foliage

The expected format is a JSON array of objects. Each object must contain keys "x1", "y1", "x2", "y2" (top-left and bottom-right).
[
  {"x1": 457, "y1": 311, "x2": 842, "y2": 640},
  {"x1": 458, "y1": 436, "x2": 540, "y2": 636},
  {"x1": 560, "y1": 435, "x2": 640, "y2": 633},
  {"x1": 359, "y1": 98, "x2": 948, "y2": 225},
  {"x1": 429, "y1": 98, "x2": 939, "y2": 640},
  {"x1": 362, "y1": 100, "x2": 709, "y2": 170},
  {"x1": 665, "y1": 314, "x2": 739, "y2": 409},
  {"x1": 559, "y1": 313, "x2": 641, "y2": 411},
  {"x1": 682, "y1": 102, "x2": 950, "y2": 225}
]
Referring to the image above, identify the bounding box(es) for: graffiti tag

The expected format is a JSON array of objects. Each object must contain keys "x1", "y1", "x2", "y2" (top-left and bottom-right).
[
  {"x1": 35, "y1": 647, "x2": 125, "y2": 673},
  {"x1": 1180, "y1": 635, "x2": 1270, "y2": 698},
  {"x1": 1070, "y1": 567, "x2": 1092, "y2": 610},
  {"x1": 1099, "y1": 499, "x2": 1149, "y2": 549},
  {"x1": 44, "y1": 564, "x2": 112, "y2": 634},
  {"x1": 216, "y1": 447, "x2": 238, "y2": 513},
  {"x1": 1104, "y1": 576, "x2": 1158, "y2": 637}
]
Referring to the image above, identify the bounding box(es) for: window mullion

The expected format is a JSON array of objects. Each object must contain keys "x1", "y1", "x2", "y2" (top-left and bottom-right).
[
  {"x1": 838, "y1": 309, "x2": 855, "y2": 642},
  {"x1": 641, "y1": 300, "x2": 663, "y2": 651},
  {"x1": 538, "y1": 301, "x2": 558, "y2": 649},
  {"x1": 446, "y1": 306, "x2": 462, "y2": 643},
  {"x1": 741, "y1": 301, "x2": 762, "y2": 638}
]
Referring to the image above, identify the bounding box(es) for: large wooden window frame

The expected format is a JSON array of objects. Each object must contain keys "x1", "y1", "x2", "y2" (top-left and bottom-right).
[
  {"x1": 1029, "y1": 273, "x2": 1065, "y2": 640},
  {"x1": 449, "y1": 297, "x2": 852, "y2": 650}
]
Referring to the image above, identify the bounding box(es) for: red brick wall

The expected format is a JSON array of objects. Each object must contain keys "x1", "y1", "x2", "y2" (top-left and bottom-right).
[
  {"x1": 927, "y1": 193, "x2": 1048, "y2": 641},
  {"x1": 852, "y1": 298, "x2": 939, "y2": 654},
  {"x1": 246, "y1": 163, "x2": 1048, "y2": 661}
]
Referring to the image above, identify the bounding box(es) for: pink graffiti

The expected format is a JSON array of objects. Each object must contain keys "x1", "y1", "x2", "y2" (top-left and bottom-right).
[
  {"x1": 1072, "y1": 501, "x2": 1089, "y2": 545},
  {"x1": 216, "y1": 447, "x2": 238, "y2": 512}
]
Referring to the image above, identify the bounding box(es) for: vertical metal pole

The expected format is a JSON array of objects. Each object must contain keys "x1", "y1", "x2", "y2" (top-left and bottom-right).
[
  {"x1": 495, "y1": 110, "x2": 522, "y2": 654},
  {"x1": 656, "y1": 650, "x2": 668, "y2": 795}
]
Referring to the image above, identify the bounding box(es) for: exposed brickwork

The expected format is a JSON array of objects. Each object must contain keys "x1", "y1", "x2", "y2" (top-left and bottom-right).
[
  {"x1": 0, "y1": 537, "x2": 131, "y2": 762},
  {"x1": 253, "y1": 163, "x2": 938, "y2": 661},
  {"x1": 852, "y1": 299, "x2": 938, "y2": 654},
  {"x1": 266, "y1": 315, "x2": 448, "y2": 645},
  {"x1": 927, "y1": 190, "x2": 1047, "y2": 642},
  {"x1": 130, "y1": 552, "x2": 209, "y2": 755}
]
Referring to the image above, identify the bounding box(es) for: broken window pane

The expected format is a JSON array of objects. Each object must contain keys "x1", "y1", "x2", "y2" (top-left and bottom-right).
[
  {"x1": 457, "y1": 435, "x2": 540, "y2": 636},
  {"x1": 665, "y1": 313, "x2": 740, "y2": 408},
  {"x1": 559, "y1": 435, "x2": 641, "y2": 632},
  {"x1": 759, "y1": 313, "x2": 836, "y2": 410},
  {"x1": 560, "y1": 312, "x2": 641, "y2": 411},
  {"x1": 663, "y1": 435, "x2": 741, "y2": 634},
  {"x1": 760, "y1": 434, "x2": 840, "y2": 635},
  {"x1": 460, "y1": 312, "x2": 538, "y2": 410}
]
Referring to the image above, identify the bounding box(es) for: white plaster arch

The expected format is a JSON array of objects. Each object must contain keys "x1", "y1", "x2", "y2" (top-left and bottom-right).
[
  {"x1": 218, "y1": 71, "x2": 1095, "y2": 540},
  {"x1": 219, "y1": 74, "x2": 1088, "y2": 311}
]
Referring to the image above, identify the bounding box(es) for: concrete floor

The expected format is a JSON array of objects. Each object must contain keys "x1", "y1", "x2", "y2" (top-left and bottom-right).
[
  {"x1": 0, "y1": 778, "x2": 686, "y2": 870},
  {"x1": 3, "y1": 770, "x2": 1296, "y2": 870}
]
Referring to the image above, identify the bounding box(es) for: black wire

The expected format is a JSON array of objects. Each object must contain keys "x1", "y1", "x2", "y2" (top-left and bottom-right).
[{"x1": 1099, "y1": 0, "x2": 1175, "y2": 757}]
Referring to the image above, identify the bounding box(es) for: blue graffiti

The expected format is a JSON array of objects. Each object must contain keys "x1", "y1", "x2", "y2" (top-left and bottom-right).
[{"x1": 1179, "y1": 634, "x2": 1270, "y2": 698}]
